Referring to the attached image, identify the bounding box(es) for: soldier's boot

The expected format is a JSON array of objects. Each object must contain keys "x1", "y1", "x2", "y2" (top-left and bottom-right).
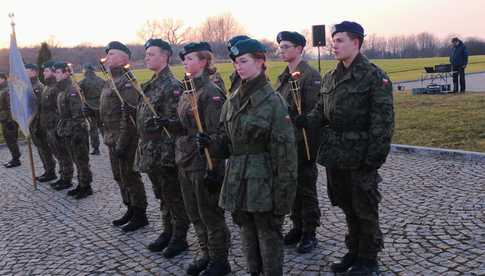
[
  {"x1": 331, "y1": 252, "x2": 357, "y2": 273},
  {"x1": 74, "y1": 185, "x2": 93, "y2": 200},
  {"x1": 37, "y1": 172, "x2": 57, "y2": 182},
  {"x1": 4, "y1": 159, "x2": 21, "y2": 168},
  {"x1": 187, "y1": 255, "x2": 210, "y2": 275},
  {"x1": 67, "y1": 185, "x2": 82, "y2": 196},
  {"x1": 91, "y1": 148, "x2": 100, "y2": 155},
  {"x1": 112, "y1": 206, "x2": 133, "y2": 226},
  {"x1": 148, "y1": 232, "x2": 172, "y2": 252},
  {"x1": 296, "y1": 231, "x2": 318, "y2": 254},
  {"x1": 122, "y1": 207, "x2": 148, "y2": 232},
  {"x1": 284, "y1": 228, "x2": 302, "y2": 245},
  {"x1": 53, "y1": 179, "x2": 73, "y2": 191},
  {"x1": 345, "y1": 258, "x2": 379, "y2": 276},
  {"x1": 200, "y1": 259, "x2": 231, "y2": 276},
  {"x1": 162, "y1": 234, "x2": 189, "y2": 258}
]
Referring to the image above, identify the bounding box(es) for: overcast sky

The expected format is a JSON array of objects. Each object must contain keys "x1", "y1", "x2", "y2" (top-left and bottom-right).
[{"x1": 1, "y1": 0, "x2": 483, "y2": 48}]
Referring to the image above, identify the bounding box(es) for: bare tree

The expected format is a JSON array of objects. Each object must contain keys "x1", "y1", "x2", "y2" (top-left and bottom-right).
[
  {"x1": 136, "y1": 20, "x2": 162, "y2": 42},
  {"x1": 198, "y1": 13, "x2": 245, "y2": 44},
  {"x1": 159, "y1": 18, "x2": 189, "y2": 46}
]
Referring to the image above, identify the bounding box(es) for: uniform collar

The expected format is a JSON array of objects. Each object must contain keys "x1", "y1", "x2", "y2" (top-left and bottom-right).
[
  {"x1": 231, "y1": 73, "x2": 271, "y2": 110},
  {"x1": 332, "y1": 53, "x2": 369, "y2": 85},
  {"x1": 191, "y1": 70, "x2": 210, "y2": 90},
  {"x1": 57, "y1": 77, "x2": 72, "y2": 90}
]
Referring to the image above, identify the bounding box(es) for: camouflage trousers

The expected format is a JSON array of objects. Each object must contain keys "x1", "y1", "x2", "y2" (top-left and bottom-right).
[
  {"x1": 179, "y1": 169, "x2": 230, "y2": 261},
  {"x1": 233, "y1": 211, "x2": 284, "y2": 275},
  {"x1": 88, "y1": 114, "x2": 101, "y2": 150},
  {"x1": 326, "y1": 167, "x2": 384, "y2": 260},
  {"x1": 1, "y1": 120, "x2": 20, "y2": 160},
  {"x1": 31, "y1": 126, "x2": 56, "y2": 175},
  {"x1": 46, "y1": 129, "x2": 74, "y2": 181},
  {"x1": 108, "y1": 142, "x2": 147, "y2": 209},
  {"x1": 289, "y1": 160, "x2": 321, "y2": 233},
  {"x1": 60, "y1": 129, "x2": 92, "y2": 187},
  {"x1": 148, "y1": 167, "x2": 189, "y2": 240}
]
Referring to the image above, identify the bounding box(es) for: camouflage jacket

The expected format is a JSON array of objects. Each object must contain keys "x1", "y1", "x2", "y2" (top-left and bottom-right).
[
  {"x1": 307, "y1": 54, "x2": 394, "y2": 170},
  {"x1": 275, "y1": 60, "x2": 322, "y2": 161},
  {"x1": 39, "y1": 77, "x2": 61, "y2": 130},
  {"x1": 209, "y1": 70, "x2": 226, "y2": 94},
  {"x1": 0, "y1": 82, "x2": 12, "y2": 123},
  {"x1": 29, "y1": 78, "x2": 45, "y2": 137},
  {"x1": 79, "y1": 71, "x2": 104, "y2": 109},
  {"x1": 175, "y1": 70, "x2": 226, "y2": 171},
  {"x1": 99, "y1": 67, "x2": 139, "y2": 149},
  {"x1": 228, "y1": 71, "x2": 242, "y2": 94},
  {"x1": 219, "y1": 73, "x2": 297, "y2": 215},
  {"x1": 135, "y1": 66, "x2": 182, "y2": 172},
  {"x1": 56, "y1": 78, "x2": 86, "y2": 137}
]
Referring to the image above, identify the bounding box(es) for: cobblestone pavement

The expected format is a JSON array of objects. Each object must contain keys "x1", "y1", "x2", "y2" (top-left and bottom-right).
[{"x1": 0, "y1": 144, "x2": 484, "y2": 275}]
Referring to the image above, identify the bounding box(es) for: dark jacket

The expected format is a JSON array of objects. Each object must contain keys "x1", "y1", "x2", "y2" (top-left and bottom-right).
[{"x1": 450, "y1": 41, "x2": 469, "y2": 67}]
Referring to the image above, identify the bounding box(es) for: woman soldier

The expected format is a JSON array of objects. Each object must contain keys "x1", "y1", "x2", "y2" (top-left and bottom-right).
[
  {"x1": 217, "y1": 38, "x2": 298, "y2": 275},
  {"x1": 175, "y1": 42, "x2": 231, "y2": 276}
]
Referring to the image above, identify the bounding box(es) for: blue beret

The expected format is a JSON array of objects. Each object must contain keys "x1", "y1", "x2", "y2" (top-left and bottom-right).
[
  {"x1": 229, "y1": 39, "x2": 267, "y2": 61},
  {"x1": 41, "y1": 60, "x2": 56, "y2": 70},
  {"x1": 276, "y1": 31, "x2": 306, "y2": 47},
  {"x1": 25, "y1": 63, "x2": 38, "y2": 70},
  {"x1": 179, "y1": 42, "x2": 212, "y2": 60},
  {"x1": 105, "y1": 41, "x2": 132, "y2": 58},
  {"x1": 144, "y1": 38, "x2": 172, "y2": 56},
  {"x1": 53, "y1": 61, "x2": 69, "y2": 71},
  {"x1": 227, "y1": 35, "x2": 250, "y2": 51},
  {"x1": 331, "y1": 21, "x2": 365, "y2": 37}
]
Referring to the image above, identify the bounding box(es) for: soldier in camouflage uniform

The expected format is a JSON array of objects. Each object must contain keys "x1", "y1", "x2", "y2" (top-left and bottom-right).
[
  {"x1": 175, "y1": 42, "x2": 230, "y2": 276},
  {"x1": 227, "y1": 35, "x2": 250, "y2": 94},
  {"x1": 26, "y1": 63, "x2": 57, "y2": 182},
  {"x1": 274, "y1": 31, "x2": 322, "y2": 254},
  {"x1": 54, "y1": 62, "x2": 93, "y2": 199},
  {"x1": 40, "y1": 61, "x2": 75, "y2": 190},
  {"x1": 136, "y1": 38, "x2": 189, "y2": 258},
  {"x1": 218, "y1": 38, "x2": 297, "y2": 276},
  {"x1": 209, "y1": 71, "x2": 226, "y2": 94},
  {"x1": 0, "y1": 72, "x2": 21, "y2": 168},
  {"x1": 100, "y1": 41, "x2": 148, "y2": 232},
  {"x1": 295, "y1": 21, "x2": 394, "y2": 275},
  {"x1": 79, "y1": 64, "x2": 104, "y2": 155}
]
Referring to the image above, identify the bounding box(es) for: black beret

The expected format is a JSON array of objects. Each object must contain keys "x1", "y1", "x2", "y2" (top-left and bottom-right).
[
  {"x1": 105, "y1": 41, "x2": 132, "y2": 58},
  {"x1": 276, "y1": 31, "x2": 306, "y2": 47},
  {"x1": 25, "y1": 63, "x2": 38, "y2": 70},
  {"x1": 0, "y1": 72, "x2": 7, "y2": 80},
  {"x1": 53, "y1": 61, "x2": 69, "y2": 71},
  {"x1": 227, "y1": 35, "x2": 250, "y2": 51},
  {"x1": 179, "y1": 42, "x2": 212, "y2": 61},
  {"x1": 331, "y1": 21, "x2": 365, "y2": 37},
  {"x1": 229, "y1": 39, "x2": 267, "y2": 61},
  {"x1": 41, "y1": 60, "x2": 56, "y2": 70},
  {"x1": 144, "y1": 38, "x2": 172, "y2": 55}
]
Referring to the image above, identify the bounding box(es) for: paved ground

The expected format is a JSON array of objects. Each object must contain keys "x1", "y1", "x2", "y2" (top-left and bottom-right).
[
  {"x1": 0, "y1": 144, "x2": 484, "y2": 275},
  {"x1": 395, "y1": 72, "x2": 485, "y2": 92}
]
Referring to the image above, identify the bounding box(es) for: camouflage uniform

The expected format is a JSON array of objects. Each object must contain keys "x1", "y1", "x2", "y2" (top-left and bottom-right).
[
  {"x1": 220, "y1": 73, "x2": 298, "y2": 275},
  {"x1": 100, "y1": 67, "x2": 147, "y2": 210},
  {"x1": 175, "y1": 70, "x2": 230, "y2": 263},
  {"x1": 275, "y1": 60, "x2": 322, "y2": 236},
  {"x1": 29, "y1": 77, "x2": 56, "y2": 176},
  {"x1": 135, "y1": 66, "x2": 189, "y2": 244},
  {"x1": 79, "y1": 70, "x2": 104, "y2": 151},
  {"x1": 0, "y1": 81, "x2": 21, "y2": 161},
  {"x1": 209, "y1": 70, "x2": 226, "y2": 94},
  {"x1": 56, "y1": 78, "x2": 92, "y2": 188},
  {"x1": 40, "y1": 77, "x2": 74, "y2": 182},
  {"x1": 306, "y1": 53, "x2": 394, "y2": 260},
  {"x1": 228, "y1": 71, "x2": 242, "y2": 94}
]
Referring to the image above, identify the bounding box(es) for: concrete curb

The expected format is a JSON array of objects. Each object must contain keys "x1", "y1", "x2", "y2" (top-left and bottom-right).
[{"x1": 391, "y1": 144, "x2": 485, "y2": 162}]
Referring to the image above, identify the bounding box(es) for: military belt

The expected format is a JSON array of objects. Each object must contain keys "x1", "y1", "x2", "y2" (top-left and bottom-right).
[{"x1": 231, "y1": 144, "x2": 268, "y2": 156}]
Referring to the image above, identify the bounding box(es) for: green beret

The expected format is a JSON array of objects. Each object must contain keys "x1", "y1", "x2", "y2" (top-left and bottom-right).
[
  {"x1": 53, "y1": 61, "x2": 69, "y2": 71},
  {"x1": 229, "y1": 39, "x2": 267, "y2": 61},
  {"x1": 25, "y1": 63, "x2": 38, "y2": 70},
  {"x1": 277, "y1": 31, "x2": 306, "y2": 47},
  {"x1": 331, "y1": 21, "x2": 365, "y2": 37},
  {"x1": 179, "y1": 42, "x2": 212, "y2": 61},
  {"x1": 227, "y1": 35, "x2": 250, "y2": 51},
  {"x1": 105, "y1": 41, "x2": 132, "y2": 58},
  {"x1": 145, "y1": 38, "x2": 172, "y2": 56},
  {"x1": 0, "y1": 72, "x2": 7, "y2": 80},
  {"x1": 42, "y1": 60, "x2": 56, "y2": 70}
]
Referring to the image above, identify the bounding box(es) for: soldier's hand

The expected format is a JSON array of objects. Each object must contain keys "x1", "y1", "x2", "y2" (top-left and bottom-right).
[
  {"x1": 204, "y1": 169, "x2": 223, "y2": 194},
  {"x1": 294, "y1": 115, "x2": 308, "y2": 129},
  {"x1": 144, "y1": 116, "x2": 169, "y2": 132},
  {"x1": 195, "y1": 132, "x2": 212, "y2": 155},
  {"x1": 120, "y1": 103, "x2": 135, "y2": 114}
]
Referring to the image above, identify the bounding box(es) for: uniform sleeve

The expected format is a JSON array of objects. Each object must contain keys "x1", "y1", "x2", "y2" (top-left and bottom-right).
[
  {"x1": 202, "y1": 88, "x2": 227, "y2": 160},
  {"x1": 270, "y1": 95, "x2": 297, "y2": 215},
  {"x1": 301, "y1": 70, "x2": 322, "y2": 114},
  {"x1": 365, "y1": 71, "x2": 395, "y2": 168},
  {"x1": 117, "y1": 83, "x2": 139, "y2": 150},
  {"x1": 306, "y1": 73, "x2": 329, "y2": 128},
  {"x1": 68, "y1": 87, "x2": 84, "y2": 122}
]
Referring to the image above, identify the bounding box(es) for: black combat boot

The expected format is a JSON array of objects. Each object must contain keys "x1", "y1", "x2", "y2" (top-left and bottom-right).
[
  {"x1": 284, "y1": 228, "x2": 302, "y2": 245},
  {"x1": 187, "y1": 255, "x2": 210, "y2": 275},
  {"x1": 53, "y1": 179, "x2": 73, "y2": 191},
  {"x1": 4, "y1": 159, "x2": 21, "y2": 168},
  {"x1": 345, "y1": 258, "x2": 379, "y2": 276},
  {"x1": 163, "y1": 237, "x2": 189, "y2": 258},
  {"x1": 36, "y1": 172, "x2": 57, "y2": 182},
  {"x1": 148, "y1": 232, "x2": 172, "y2": 252},
  {"x1": 122, "y1": 207, "x2": 148, "y2": 232},
  {"x1": 296, "y1": 231, "x2": 318, "y2": 253},
  {"x1": 331, "y1": 252, "x2": 357, "y2": 273},
  {"x1": 200, "y1": 259, "x2": 231, "y2": 276},
  {"x1": 67, "y1": 185, "x2": 81, "y2": 196},
  {"x1": 74, "y1": 185, "x2": 93, "y2": 199},
  {"x1": 91, "y1": 148, "x2": 100, "y2": 155},
  {"x1": 112, "y1": 206, "x2": 133, "y2": 226}
]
